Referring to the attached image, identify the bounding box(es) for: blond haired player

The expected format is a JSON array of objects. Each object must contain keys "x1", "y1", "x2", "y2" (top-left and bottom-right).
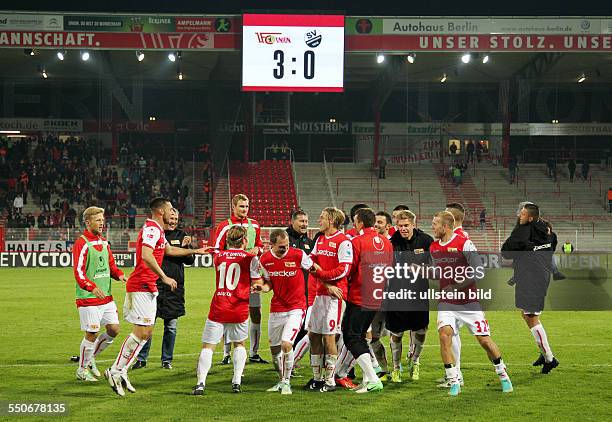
[
  {"x1": 72, "y1": 206, "x2": 127, "y2": 381},
  {"x1": 430, "y1": 211, "x2": 513, "y2": 396},
  {"x1": 306, "y1": 207, "x2": 353, "y2": 392}
]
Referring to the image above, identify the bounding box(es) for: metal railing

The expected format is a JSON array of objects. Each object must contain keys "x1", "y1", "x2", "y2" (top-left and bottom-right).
[{"x1": 322, "y1": 154, "x2": 337, "y2": 208}]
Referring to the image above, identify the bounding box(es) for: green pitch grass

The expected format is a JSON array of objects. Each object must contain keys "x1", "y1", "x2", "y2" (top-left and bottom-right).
[{"x1": 0, "y1": 268, "x2": 611, "y2": 421}]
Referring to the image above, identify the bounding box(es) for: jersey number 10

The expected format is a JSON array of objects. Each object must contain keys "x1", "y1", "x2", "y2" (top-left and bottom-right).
[{"x1": 217, "y1": 262, "x2": 241, "y2": 291}]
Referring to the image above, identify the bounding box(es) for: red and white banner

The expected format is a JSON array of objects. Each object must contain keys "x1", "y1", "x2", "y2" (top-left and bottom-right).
[
  {"x1": 174, "y1": 17, "x2": 238, "y2": 33},
  {"x1": 0, "y1": 30, "x2": 220, "y2": 49},
  {"x1": 346, "y1": 34, "x2": 612, "y2": 51}
]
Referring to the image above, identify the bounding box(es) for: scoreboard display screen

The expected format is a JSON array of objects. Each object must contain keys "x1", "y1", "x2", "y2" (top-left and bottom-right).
[{"x1": 242, "y1": 14, "x2": 345, "y2": 92}]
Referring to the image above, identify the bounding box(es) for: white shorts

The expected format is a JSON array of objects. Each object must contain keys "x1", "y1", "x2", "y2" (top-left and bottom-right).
[
  {"x1": 308, "y1": 295, "x2": 344, "y2": 335},
  {"x1": 79, "y1": 301, "x2": 119, "y2": 332},
  {"x1": 249, "y1": 292, "x2": 261, "y2": 307},
  {"x1": 303, "y1": 306, "x2": 313, "y2": 329},
  {"x1": 202, "y1": 319, "x2": 249, "y2": 344},
  {"x1": 123, "y1": 292, "x2": 158, "y2": 326},
  {"x1": 268, "y1": 309, "x2": 306, "y2": 347},
  {"x1": 437, "y1": 311, "x2": 491, "y2": 336}
]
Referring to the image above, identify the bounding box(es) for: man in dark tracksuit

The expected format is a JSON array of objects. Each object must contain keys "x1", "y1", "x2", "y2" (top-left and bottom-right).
[
  {"x1": 133, "y1": 209, "x2": 194, "y2": 369},
  {"x1": 384, "y1": 210, "x2": 433, "y2": 383},
  {"x1": 285, "y1": 210, "x2": 316, "y2": 368},
  {"x1": 502, "y1": 203, "x2": 559, "y2": 374}
]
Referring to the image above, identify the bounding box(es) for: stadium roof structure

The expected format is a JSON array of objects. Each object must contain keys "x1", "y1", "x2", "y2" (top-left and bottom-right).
[
  {"x1": 1, "y1": 12, "x2": 612, "y2": 88},
  {"x1": 2, "y1": 49, "x2": 612, "y2": 87}
]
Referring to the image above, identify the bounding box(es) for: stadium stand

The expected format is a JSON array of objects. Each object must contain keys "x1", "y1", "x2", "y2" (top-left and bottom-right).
[
  {"x1": 0, "y1": 136, "x2": 199, "y2": 232},
  {"x1": 227, "y1": 160, "x2": 298, "y2": 227}
]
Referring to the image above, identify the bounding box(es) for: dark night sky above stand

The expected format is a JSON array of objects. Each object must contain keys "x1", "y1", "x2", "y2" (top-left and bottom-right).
[{"x1": 12, "y1": 0, "x2": 612, "y2": 16}]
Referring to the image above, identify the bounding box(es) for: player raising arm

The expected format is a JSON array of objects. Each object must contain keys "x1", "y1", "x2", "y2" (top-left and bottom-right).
[
  {"x1": 105, "y1": 198, "x2": 211, "y2": 397},
  {"x1": 193, "y1": 226, "x2": 263, "y2": 395},
  {"x1": 430, "y1": 211, "x2": 513, "y2": 396}
]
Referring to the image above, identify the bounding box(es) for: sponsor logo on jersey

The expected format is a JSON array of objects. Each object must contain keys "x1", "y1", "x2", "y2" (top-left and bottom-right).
[
  {"x1": 533, "y1": 243, "x2": 552, "y2": 251},
  {"x1": 414, "y1": 248, "x2": 424, "y2": 254},
  {"x1": 317, "y1": 249, "x2": 337, "y2": 257},
  {"x1": 448, "y1": 248, "x2": 458, "y2": 252},
  {"x1": 433, "y1": 256, "x2": 461, "y2": 263},
  {"x1": 372, "y1": 236, "x2": 384, "y2": 251},
  {"x1": 268, "y1": 270, "x2": 298, "y2": 277},
  {"x1": 329, "y1": 241, "x2": 336, "y2": 248},
  {"x1": 285, "y1": 261, "x2": 296, "y2": 267}
]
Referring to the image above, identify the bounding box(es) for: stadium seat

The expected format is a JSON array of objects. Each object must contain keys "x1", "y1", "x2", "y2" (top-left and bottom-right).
[{"x1": 229, "y1": 160, "x2": 297, "y2": 227}]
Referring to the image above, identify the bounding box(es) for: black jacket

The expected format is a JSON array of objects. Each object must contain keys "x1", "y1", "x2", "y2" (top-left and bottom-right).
[
  {"x1": 385, "y1": 228, "x2": 433, "y2": 332},
  {"x1": 156, "y1": 229, "x2": 194, "y2": 319},
  {"x1": 286, "y1": 226, "x2": 315, "y2": 254},
  {"x1": 502, "y1": 220, "x2": 553, "y2": 311}
]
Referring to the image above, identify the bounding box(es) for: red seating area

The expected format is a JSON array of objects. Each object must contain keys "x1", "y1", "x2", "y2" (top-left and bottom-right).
[{"x1": 229, "y1": 160, "x2": 298, "y2": 227}]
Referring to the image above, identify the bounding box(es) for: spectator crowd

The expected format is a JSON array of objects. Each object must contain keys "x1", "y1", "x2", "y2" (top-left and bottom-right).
[{"x1": 1, "y1": 136, "x2": 194, "y2": 229}]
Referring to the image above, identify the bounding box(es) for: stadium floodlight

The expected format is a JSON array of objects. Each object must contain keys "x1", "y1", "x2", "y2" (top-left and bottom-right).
[
  {"x1": 440, "y1": 73, "x2": 447, "y2": 83},
  {"x1": 177, "y1": 71, "x2": 184, "y2": 81},
  {"x1": 482, "y1": 54, "x2": 490, "y2": 64},
  {"x1": 136, "y1": 51, "x2": 145, "y2": 62},
  {"x1": 577, "y1": 74, "x2": 586, "y2": 83},
  {"x1": 57, "y1": 50, "x2": 66, "y2": 61},
  {"x1": 168, "y1": 51, "x2": 181, "y2": 62},
  {"x1": 41, "y1": 69, "x2": 48, "y2": 79},
  {"x1": 552, "y1": 119, "x2": 559, "y2": 124},
  {"x1": 24, "y1": 48, "x2": 35, "y2": 56},
  {"x1": 376, "y1": 53, "x2": 385, "y2": 64},
  {"x1": 81, "y1": 51, "x2": 90, "y2": 61},
  {"x1": 461, "y1": 53, "x2": 472, "y2": 64},
  {"x1": 407, "y1": 53, "x2": 416, "y2": 64}
]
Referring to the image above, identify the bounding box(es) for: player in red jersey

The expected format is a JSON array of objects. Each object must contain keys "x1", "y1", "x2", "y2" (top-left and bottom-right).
[
  {"x1": 212, "y1": 194, "x2": 267, "y2": 364},
  {"x1": 374, "y1": 211, "x2": 393, "y2": 240},
  {"x1": 193, "y1": 226, "x2": 263, "y2": 395},
  {"x1": 255, "y1": 229, "x2": 314, "y2": 395},
  {"x1": 73, "y1": 206, "x2": 126, "y2": 382},
  {"x1": 105, "y1": 198, "x2": 210, "y2": 397},
  {"x1": 430, "y1": 211, "x2": 513, "y2": 396},
  {"x1": 438, "y1": 202, "x2": 469, "y2": 386},
  {"x1": 305, "y1": 207, "x2": 353, "y2": 392},
  {"x1": 446, "y1": 202, "x2": 470, "y2": 240},
  {"x1": 336, "y1": 208, "x2": 394, "y2": 394},
  {"x1": 344, "y1": 203, "x2": 369, "y2": 240}
]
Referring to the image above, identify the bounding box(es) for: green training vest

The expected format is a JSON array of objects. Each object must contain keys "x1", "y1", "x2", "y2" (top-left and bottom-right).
[
  {"x1": 227, "y1": 218, "x2": 257, "y2": 250},
  {"x1": 75, "y1": 236, "x2": 112, "y2": 300},
  {"x1": 563, "y1": 243, "x2": 573, "y2": 254}
]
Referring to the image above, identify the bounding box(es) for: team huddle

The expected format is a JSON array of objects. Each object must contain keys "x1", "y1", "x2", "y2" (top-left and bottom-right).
[{"x1": 72, "y1": 194, "x2": 559, "y2": 398}]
